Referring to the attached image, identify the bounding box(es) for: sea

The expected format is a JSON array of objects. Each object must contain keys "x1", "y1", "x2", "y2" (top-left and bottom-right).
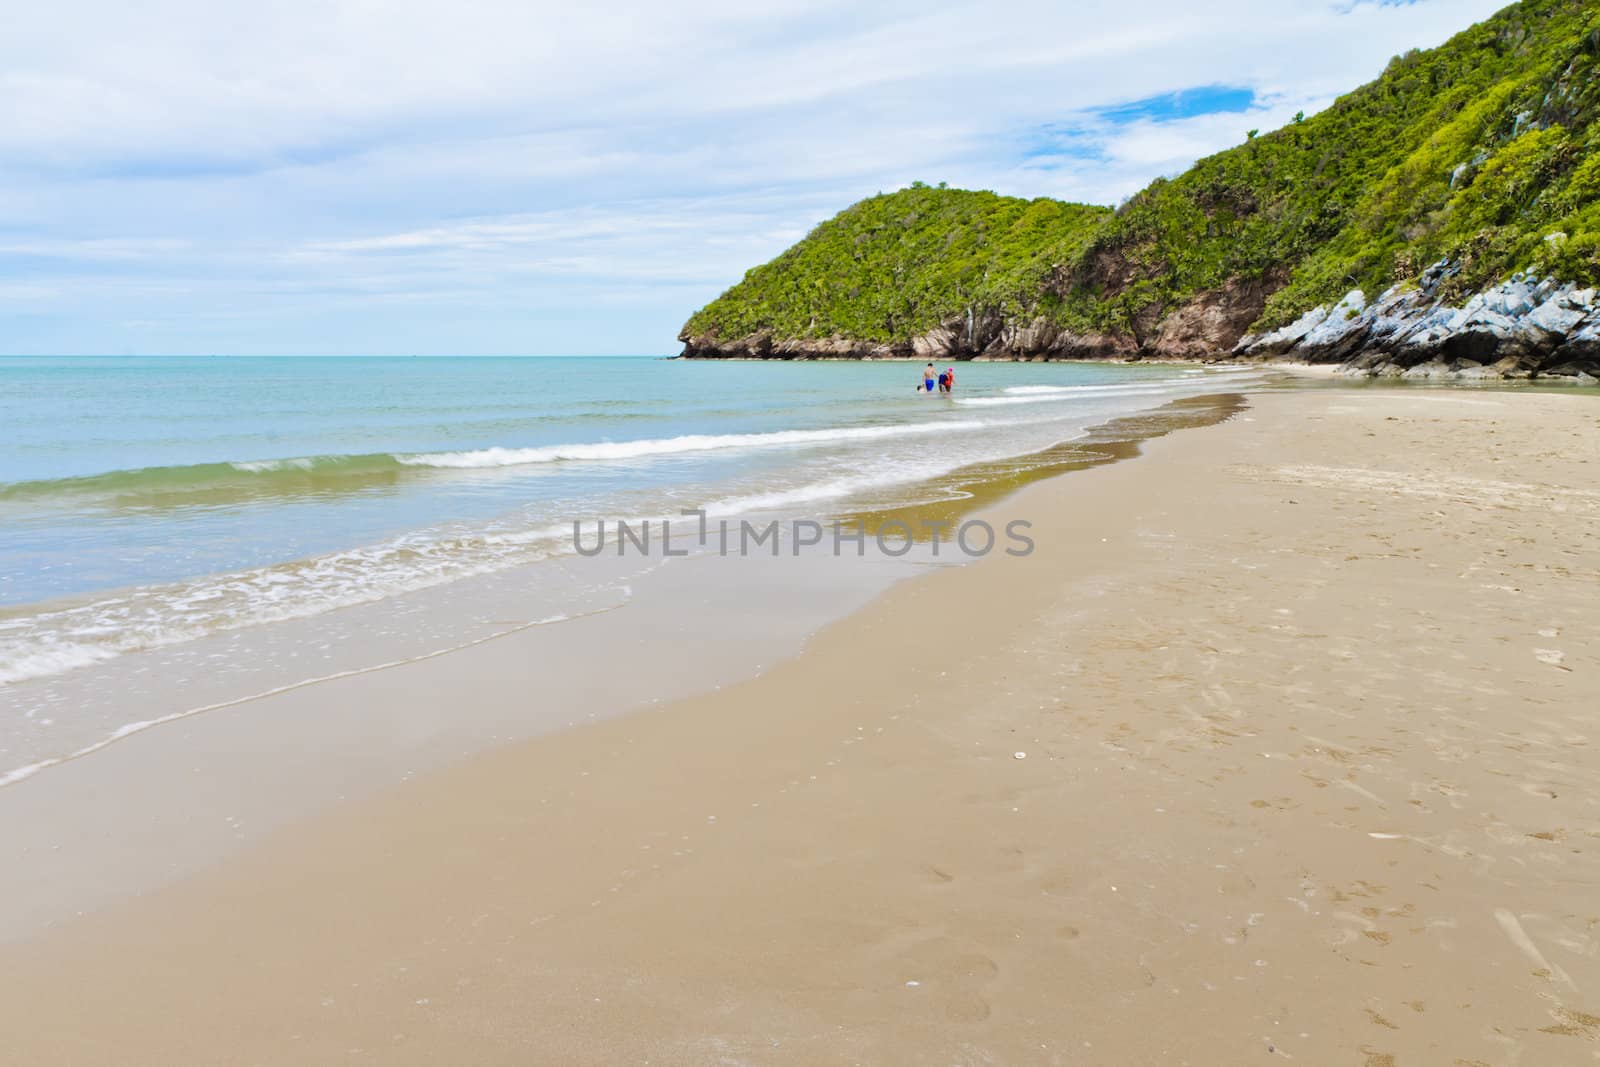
[{"x1": 0, "y1": 355, "x2": 1262, "y2": 787}]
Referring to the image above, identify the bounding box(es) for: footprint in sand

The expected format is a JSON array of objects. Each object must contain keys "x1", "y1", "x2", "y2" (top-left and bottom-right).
[
  {"x1": 943, "y1": 954, "x2": 1000, "y2": 1023},
  {"x1": 952, "y1": 954, "x2": 1000, "y2": 980},
  {"x1": 1219, "y1": 870, "x2": 1257, "y2": 896},
  {"x1": 1039, "y1": 871, "x2": 1074, "y2": 897},
  {"x1": 944, "y1": 991, "x2": 992, "y2": 1022}
]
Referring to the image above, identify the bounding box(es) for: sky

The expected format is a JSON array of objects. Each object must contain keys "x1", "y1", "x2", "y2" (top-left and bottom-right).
[{"x1": 0, "y1": 0, "x2": 1512, "y2": 356}]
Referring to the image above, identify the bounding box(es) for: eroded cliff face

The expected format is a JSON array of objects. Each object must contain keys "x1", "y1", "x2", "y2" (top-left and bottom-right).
[
  {"x1": 1148, "y1": 274, "x2": 1285, "y2": 361},
  {"x1": 678, "y1": 277, "x2": 1272, "y2": 364}
]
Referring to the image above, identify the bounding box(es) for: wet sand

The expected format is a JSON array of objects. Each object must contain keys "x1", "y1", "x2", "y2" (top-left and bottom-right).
[{"x1": 2, "y1": 387, "x2": 1598, "y2": 1065}]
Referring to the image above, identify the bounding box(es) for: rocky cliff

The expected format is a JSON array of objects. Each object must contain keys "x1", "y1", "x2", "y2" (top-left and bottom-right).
[
  {"x1": 681, "y1": 268, "x2": 1600, "y2": 378},
  {"x1": 1236, "y1": 260, "x2": 1599, "y2": 380}
]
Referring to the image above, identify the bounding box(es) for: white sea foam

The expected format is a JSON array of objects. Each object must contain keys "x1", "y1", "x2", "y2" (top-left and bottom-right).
[
  {"x1": 705, "y1": 478, "x2": 886, "y2": 515},
  {"x1": 398, "y1": 421, "x2": 987, "y2": 469},
  {"x1": 703, "y1": 450, "x2": 1007, "y2": 516},
  {"x1": 0, "y1": 525, "x2": 575, "y2": 689},
  {"x1": 229, "y1": 457, "x2": 320, "y2": 473},
  {"x1": 0, "y1": 643, "x2": 121, "y2": 688},
  {"x1": 968, "y1": 371, "x2": 1262, "y2": 407},
  {"x1": 1000, "y1": 382, "x2": 1176, "y2": 396},
  {"x1": 957, "y1": 385, "x2": 1182, "y2": 407}
]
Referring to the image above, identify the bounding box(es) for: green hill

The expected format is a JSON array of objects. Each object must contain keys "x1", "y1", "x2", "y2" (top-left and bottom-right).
[
  {"x1": 681, "y1": 0, "x2": 1600, "y2": 363},
  {"x1": 678, "y1": 187, "x2": 1110, "y2": 350}
]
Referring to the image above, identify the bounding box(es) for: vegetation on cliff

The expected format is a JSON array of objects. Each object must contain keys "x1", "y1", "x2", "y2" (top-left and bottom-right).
[
  {"x1": 682, "y1": 0, "x2": 1600, "y2": 354},
  {"x1": 682, "y1": 187, "x2": 1109, "y2": 343}
]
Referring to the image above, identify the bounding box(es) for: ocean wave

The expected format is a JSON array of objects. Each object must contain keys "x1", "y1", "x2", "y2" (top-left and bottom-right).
[
  {"x1": 0, "y1": 418, "x2": 1016, "y2": 686},
  {"x1": 0, "y1": 420, "x2": 990, "y2": 505},
  {"x1": 966, "y1": 372, "x2": 1261, "y2": 407},
  {"x1": 702, "y1": 450, "x2": 1003, "y2": 516},
  {"x1": 0, "y1": 421, "x2": 1003, "y2": 688},
  {"x1": 1000, "y1": 382, "x2": 1178, "y2": 396},
  {"x1": 396, "y1": 422, "x2": 988, "y2": 469},
  {"x1": 0, "y1": 453, "x2": 411, "y2": 508},
  {"x1": 0, "y1": 439, "x2": 988, "y2": 688},
  {"x1": 956, "y1": 385, "x2": 1184, "y2": 407},
  {"x1": 0, "y1": 520, "x2": 575, "y2": 688}
]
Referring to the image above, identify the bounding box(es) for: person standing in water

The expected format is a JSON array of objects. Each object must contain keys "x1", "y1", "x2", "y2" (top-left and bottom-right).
[
  {"x1": 921, "y1": 363, "x2": 937, "y2": 393},
  {"x1": 938, "y1": 366, "x2": 955, "y2": 394}
]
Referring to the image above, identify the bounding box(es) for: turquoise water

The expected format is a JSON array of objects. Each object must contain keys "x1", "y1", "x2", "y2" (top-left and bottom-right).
[{"x1": 0, "y1": 356, "x2": 1261, "y2": 691}]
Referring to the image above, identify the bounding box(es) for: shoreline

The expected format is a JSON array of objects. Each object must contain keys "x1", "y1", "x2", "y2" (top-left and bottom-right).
[
  {"x1": 2, "y1": 387, "x2": 1597, "y2": 1064},
  {"x1": 0, "y1": 385, "x2": 1248, "y2": 943}
]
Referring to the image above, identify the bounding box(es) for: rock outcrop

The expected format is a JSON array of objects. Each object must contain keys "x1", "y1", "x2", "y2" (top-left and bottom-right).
[{"x1": 1234, "y1": 261, "x2": 1600, "y2": 381}]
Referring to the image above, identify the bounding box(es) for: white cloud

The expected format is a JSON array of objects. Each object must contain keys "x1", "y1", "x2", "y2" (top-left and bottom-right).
[
  {"x1": 0, "y1": 283, "x2": 60, "y2": 303},
  {"x1": 0, "y1": 0, "x2": 1513, "y2": 354}
]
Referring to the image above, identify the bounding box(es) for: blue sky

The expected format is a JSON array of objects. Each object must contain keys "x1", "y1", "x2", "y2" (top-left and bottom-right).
[{"x1": 0, "y1": 0, "x2": 1509, "y2": 355}]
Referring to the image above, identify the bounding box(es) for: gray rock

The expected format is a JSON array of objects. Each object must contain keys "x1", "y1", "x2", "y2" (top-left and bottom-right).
[
  {"x1": 1400, "y1": 360, "x2": 1453, "y2": 380},
  {"x1": 1244, "y1": 259, "x2": 1600, "y2": 379},
  {"x1": 1559, "y1": 287, "x2": 1595, "y2": 311},
  {"x1": 1555, "y1": 319, "x2": 1600, "y2": 366},
  {"x1": 1294, "y1": 290, "x2": 1369, "y2": 360},
  {"x1": 1240, "y1": 304, "x2": 1329, "y2": 356},
  {"x1": 1483, "y1": 280, "x2": 1536, "y2": 318},
  {"x1": 1525, "y1": 299, "x2": 1588, "y2": 339},
  {"x1": 1491, "y1": 355, "x2": 1535, "y2": 379}
]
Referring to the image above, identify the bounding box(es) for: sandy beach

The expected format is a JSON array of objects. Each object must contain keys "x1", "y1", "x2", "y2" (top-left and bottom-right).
[{"x1": 3, "y1": 385, "x2": 1598, "y2": 1065}]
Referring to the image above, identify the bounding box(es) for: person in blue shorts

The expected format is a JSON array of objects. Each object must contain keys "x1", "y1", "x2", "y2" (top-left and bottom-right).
[{"x1": 921, "y1": 363, "x2": 936, "y2": 392}]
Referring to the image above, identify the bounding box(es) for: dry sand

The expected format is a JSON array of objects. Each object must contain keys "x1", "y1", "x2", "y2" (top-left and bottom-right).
[{"x1": 2, "y1": 387, "x2": 1598, "y2": 1065}]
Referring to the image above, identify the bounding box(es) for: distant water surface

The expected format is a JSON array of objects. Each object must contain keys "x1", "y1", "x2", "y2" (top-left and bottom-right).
[{"x1": 0, "y1": 355, "x2": 1261, "y2": 764}]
